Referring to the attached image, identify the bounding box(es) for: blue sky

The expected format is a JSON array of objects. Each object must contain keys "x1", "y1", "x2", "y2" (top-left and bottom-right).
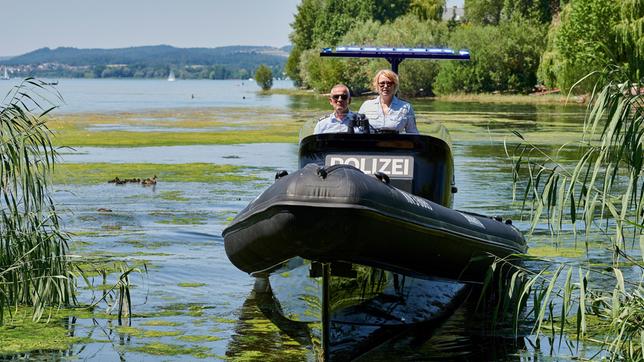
[
  {"x1": 3, "y1": 0, "x2": 301, "y2": 56},
  {"x1": 3, "y1": 0, "x2": 465, "y2": 57}
]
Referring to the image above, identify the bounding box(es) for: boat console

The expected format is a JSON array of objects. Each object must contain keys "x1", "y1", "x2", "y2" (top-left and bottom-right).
[{"x1": 299, "y1": 133, "x2": 455, "y2": 207}]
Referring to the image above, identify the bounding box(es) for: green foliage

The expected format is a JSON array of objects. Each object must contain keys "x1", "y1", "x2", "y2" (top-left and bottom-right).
[
  {"x1": 286, "y1": 47, "x2": 304, "y2": 86},
  {"x1": 434, "y1": 18, "x2": 548, "y2": 94},
  {"x1": 509, "y1": 74, "x2": 644, "y2": 241},
  {"x1": 299, "y1": 15, "x2": 448, "y2": 95},
  {"x1": 614, "y1": 0, "x2": 644, "y2": 78},
  {"x1": 370, "y1": 0, "x2": 411, "y2": 22},
  {"x1": 465, "y1": 0, "x2": 560, "y2": 24},
  {"x1": 537, "y1": 0, "x2": 620, "y2": 92},
  {"x1": 286, "y1": 0, "x2": 413, "y2": 84},
  {"x1": 465, "y1": 0, "x2": 504, "y2": 24},
  {"x1": 311, "y1": 0, "x2": 373, "y2": 47},
  {"x1": 289, "y1": 0, "x2": 324, "y2": 52},
  {"x1": 254, "y1": 65, "x2": 273, "y2": 91},
  {"x1": 287, "y1": 0, "x2": 324, "y2": 85},
  {"x1": 0, "y1": 79, "x2": 74, "y2": 323},
  {"x1": 409, "y1": 0, "x2": 444, "y2": 21},
  {"x1": 288, "y1": 0, "x2": 638, "y2": 95}
]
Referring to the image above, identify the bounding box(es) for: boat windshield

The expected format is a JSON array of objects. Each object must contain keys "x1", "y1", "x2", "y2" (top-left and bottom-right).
[{"x1": 299, "y1": 117, "x2": 452, "y2": 147}]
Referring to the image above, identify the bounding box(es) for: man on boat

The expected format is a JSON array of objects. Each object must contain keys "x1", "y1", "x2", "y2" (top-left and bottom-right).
[{"x1": 314, "y1": 84, "x2": 364, "y2": 134}]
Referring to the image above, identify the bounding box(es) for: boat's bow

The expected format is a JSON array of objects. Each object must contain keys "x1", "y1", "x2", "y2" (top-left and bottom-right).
[{"x1": 223, "y1": 162, "x2": 526, "y2": 282}]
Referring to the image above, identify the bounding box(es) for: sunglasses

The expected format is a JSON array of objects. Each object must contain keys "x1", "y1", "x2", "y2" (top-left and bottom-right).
[
  {"x1": 378, "y1": 81, "x2": 395, "y2": 87},
  {"x1": 331, "y1": 94, "x2": 349, "y2": 101}
]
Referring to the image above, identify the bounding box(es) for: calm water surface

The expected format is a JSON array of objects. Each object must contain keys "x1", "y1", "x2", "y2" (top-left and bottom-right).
[
  {"x1": 0, "y1": 78, "x2": 295, "y2": 113},
  {"x1": 4, "y1": 79, "x2": 628, "y2": 361}
]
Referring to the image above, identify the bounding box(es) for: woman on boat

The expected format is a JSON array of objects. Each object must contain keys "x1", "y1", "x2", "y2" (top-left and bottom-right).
[{"x1": 358, "y1": 69, "x2": 418, "y2": 134}]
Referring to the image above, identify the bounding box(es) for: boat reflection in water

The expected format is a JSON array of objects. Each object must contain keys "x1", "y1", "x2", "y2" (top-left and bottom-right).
[
  {"x1": 263, "y1": 258, "x2": 469, "y2": 360},
  {"x1": 226, "y1": 258, "x2": 528, "y2": 361}
]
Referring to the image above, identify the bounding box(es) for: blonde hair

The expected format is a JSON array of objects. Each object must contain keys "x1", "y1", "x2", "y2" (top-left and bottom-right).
[{"x1": 372, "y1": 69, "x2": 399, "y2": 93}]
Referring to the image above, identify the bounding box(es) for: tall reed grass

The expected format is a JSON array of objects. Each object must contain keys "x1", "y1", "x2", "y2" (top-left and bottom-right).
[
  {"x1": 0, "y1": 79, "x2": 74, "y2": 323},
  {"x1": 503, "y1": 69, "x2": 643, "y2": 360}
]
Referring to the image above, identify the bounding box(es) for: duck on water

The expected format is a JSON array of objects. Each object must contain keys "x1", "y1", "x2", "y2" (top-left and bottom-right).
[{"x1": 222, "y1": 47, "x2": 527, "y2": 360}]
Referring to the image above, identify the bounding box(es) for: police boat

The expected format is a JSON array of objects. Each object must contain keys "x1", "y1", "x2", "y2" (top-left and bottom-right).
[
  {"x1": 223, "y1": 126, "x2": 526, "y2": 282},
  {"x1": 222, "y1": 47, "x2": 527, "y2": 360},
  {"x1": 223, "y1": 47, "x2": 526, "y2": 282}
]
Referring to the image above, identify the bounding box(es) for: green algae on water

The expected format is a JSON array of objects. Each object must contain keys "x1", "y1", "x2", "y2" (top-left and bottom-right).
[
  {"x1": 115, "y1": 326, "x2": 184, "y2": 338},
  {"x1": 159, "y1": 190, "x2": 190, "y2": 201},
  {"x1": 177, "y1": 282, "x2": 207, "y2": 288},
  {"x1": 157, "y1": 215, "x2": 208, "y2": 225},
  {"x1": 176, "y1": 335, "x2": 223, "y2": 342},
  {"x1": 140, "y1": 320, "x2": 183, "y2": 327},
  {"x1": 528, "y1": 245, "x2": 586, "y2": 259},
  {"x1": 54, "y1": 163, "x2": 260, "y2": 184},
  {"x1": 0, "y1": 309, "x2": 95, "y2": 354},
  {"x1": 127, "y1": 342, "x2": 215, "y2": 358}
]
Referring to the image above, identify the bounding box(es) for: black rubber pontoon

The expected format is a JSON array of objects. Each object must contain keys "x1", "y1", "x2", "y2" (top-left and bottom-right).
[{"x1": 223, "y1": 133, "x2": 526, "y2": 282}]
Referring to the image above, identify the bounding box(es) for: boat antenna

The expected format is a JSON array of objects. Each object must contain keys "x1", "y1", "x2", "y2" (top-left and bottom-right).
[{"x1": 320, "y1": 46, "x2": 470, "y2": 73}]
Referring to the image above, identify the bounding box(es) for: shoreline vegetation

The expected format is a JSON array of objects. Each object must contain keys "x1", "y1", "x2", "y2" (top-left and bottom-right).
[{"x1": 269, "y1": 88, "x2": 588, "y2": 105}]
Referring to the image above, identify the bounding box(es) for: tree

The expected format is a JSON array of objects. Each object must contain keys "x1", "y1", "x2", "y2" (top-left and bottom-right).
[
  {"x1": 299, "y1": 15, "x2": 449, "y2": 96},
  {"x1": 537, "y1": 0, "x2": 620, "y2": 92},
  {"x1": 371, "y1": 0, "x2": 411, "y2": 22},
  {"x1": 409, "y1": 0, "x2": 444, "y2": 21},
  {"x1": 614, "y1": 0, "x2": 644, "y2": 78},
  {"x1": 465, "y1": 0, "x2": 560, "y2": 25},
  {"x1": 255, "y1": 64, "x2": 273, "y2": 91},
  {"x1": 434, "y1": 18, "x2": 547, "y2": 94},
  {"x1": 286, "y1": 0, "x2": 412, "y2": 86},
  {"x1": 465, "y1": 0, "x2": 504, "y2": 24},
  {"x1": 287, "y1": 0, "x2": 324, "y2": 84}
]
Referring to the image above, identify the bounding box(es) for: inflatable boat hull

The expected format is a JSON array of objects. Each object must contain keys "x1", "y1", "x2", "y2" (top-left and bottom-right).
[{"x1": 223, "y1": 163, "x2": 526, "y2": 282}]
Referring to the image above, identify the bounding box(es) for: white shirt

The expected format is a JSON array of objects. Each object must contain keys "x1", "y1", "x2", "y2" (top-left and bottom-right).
[
  {"x1": 358, "y1": 96, "x2": 418, "y2": 134},
  {"x1": 314, "y1": 111, "x2": 360, "y2": 134}
]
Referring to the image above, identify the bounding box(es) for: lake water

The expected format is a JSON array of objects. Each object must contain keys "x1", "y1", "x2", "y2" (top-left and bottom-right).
[
  {"x1": 3, "y1": 79, "x2": 633, "y2": 361},
  {"x1": 0, "y1": 78, "x2": 296, "y2": 113}
]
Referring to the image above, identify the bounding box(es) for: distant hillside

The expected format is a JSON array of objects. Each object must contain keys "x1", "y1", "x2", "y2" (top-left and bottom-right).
[{"x1": 0, "y1": 45, "x2": 290, "y2": 80}]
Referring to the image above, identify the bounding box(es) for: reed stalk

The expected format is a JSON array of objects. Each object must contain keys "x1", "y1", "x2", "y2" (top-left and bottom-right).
[
  {"x1": 502, "y1": 69, "x2": 643, "y2": 360},
  {"x1": 0, "y1": 78, "x2": 74, "y2": 323}
]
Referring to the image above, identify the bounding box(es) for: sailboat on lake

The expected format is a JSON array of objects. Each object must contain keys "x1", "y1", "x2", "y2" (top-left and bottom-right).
[
  {"x1": 167, "y1": 70, "x2": 176, "y2": 82},
  {"x1": 1, "y1": 67, "x2": 9, "y2": 80}
]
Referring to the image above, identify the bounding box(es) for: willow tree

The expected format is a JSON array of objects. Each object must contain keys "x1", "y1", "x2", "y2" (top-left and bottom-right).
[
  {"x1": 614, "y1": 0, "x2": 644, "y2": 78},
  {"x1": 537, "y1": 0, "x2": 625, "y2": 92},
  {"x1": 0, "y1": 79, "x2": 74, "y2": 323}
]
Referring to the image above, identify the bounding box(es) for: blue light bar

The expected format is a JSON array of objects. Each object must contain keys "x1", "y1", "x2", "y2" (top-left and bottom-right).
[{"x1": 320, "y1": 46, "x2": 470, "y2": 61}]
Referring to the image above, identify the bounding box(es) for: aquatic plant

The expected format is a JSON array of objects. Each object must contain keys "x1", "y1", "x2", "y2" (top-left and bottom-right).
[
  {"x1": 1, "y1": 80, "x2": 139, "y2": 331},
  {"x1": 503, "y1": 70, "x2": 643, "y2": 360},
  {"x1": 0, "y1": 79, "x2": 75, "y2": 323}
]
